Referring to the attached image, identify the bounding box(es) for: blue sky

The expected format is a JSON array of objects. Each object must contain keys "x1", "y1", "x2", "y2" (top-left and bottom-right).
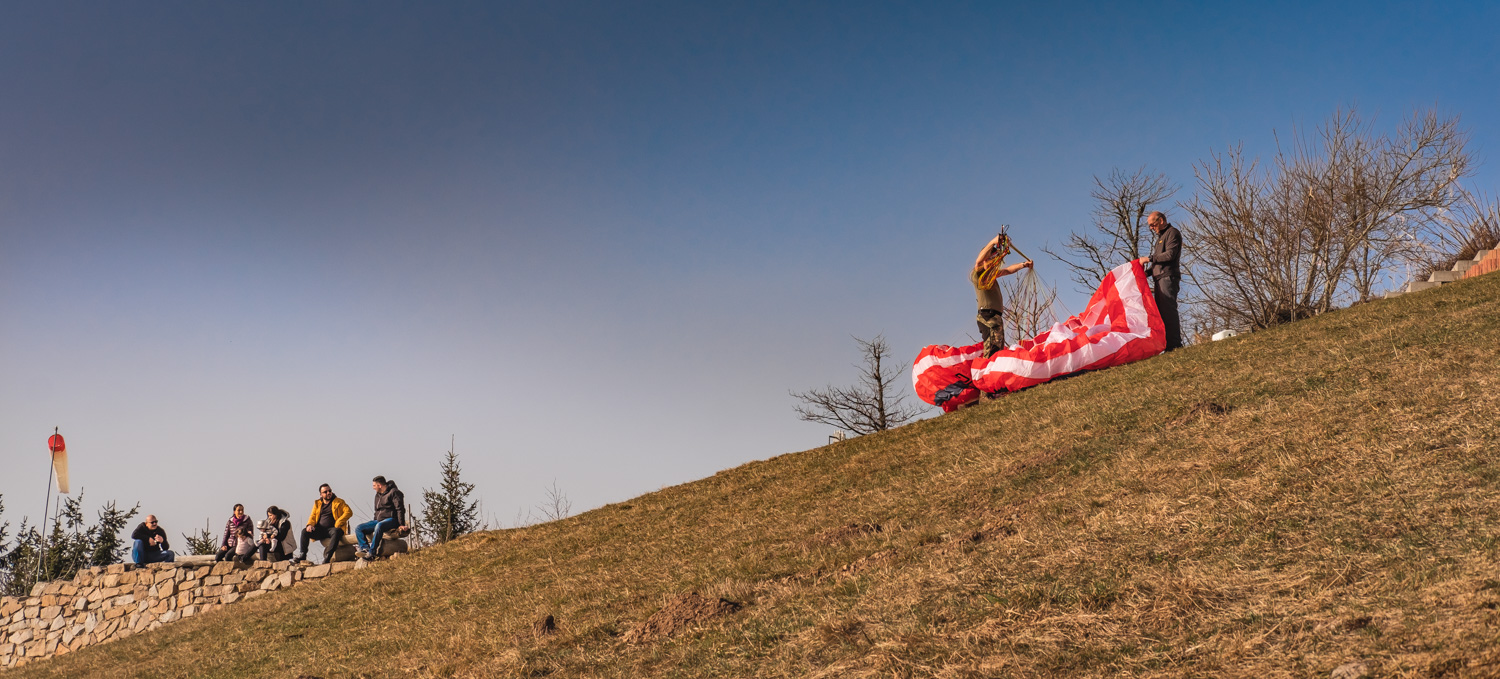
[{"x1": 2, "y1": 2, "x2": 1497, "y2": 541}]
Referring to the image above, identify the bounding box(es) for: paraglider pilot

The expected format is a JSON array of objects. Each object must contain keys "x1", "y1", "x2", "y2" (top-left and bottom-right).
[{"x1": 971, "y1": 233, "x2": 1033, "y2": 357}]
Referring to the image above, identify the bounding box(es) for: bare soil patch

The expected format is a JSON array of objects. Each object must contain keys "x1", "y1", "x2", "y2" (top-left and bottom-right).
[{"x1": 623, "y1": 593, "x2": 742, "y2": 644}]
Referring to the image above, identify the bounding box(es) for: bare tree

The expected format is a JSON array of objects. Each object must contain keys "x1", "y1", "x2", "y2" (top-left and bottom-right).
[
  {"x1": 1044, "y1": 166, "x2": 1178, "y2": 292},
  {"x1": 1000, "y1": 269, "x2": 1059, "y2": 341},
  {"x1": 536, "y1": 480, "x2": 572, "y2": 522},
  {"x1": 792, "y1": 335, "x2": 921, "y2": 435},
  {"x1": 1183, "y1": 107, "x2": 1471, "y2": 329}
]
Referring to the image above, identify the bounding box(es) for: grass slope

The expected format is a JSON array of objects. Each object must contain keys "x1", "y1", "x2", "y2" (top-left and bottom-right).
[{"x1": 18, "y1": 274, "x2": 1500, "y2": 678}]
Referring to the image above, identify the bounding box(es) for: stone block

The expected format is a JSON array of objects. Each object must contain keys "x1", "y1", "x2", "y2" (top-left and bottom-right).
[
  {"x1": 104, "y1": 607, "x2": 126, "y2": 621},
  {"x1": 101, "y1": 574, "x2": 122, "y2": 588},
  {"x1": 303, "y1": 564, "x2": 332, "y2": 579},
  {"x1": 73, "y1": 571, "x2": 94, "y2": 587},
  {"x1": 57, "y1": 584, "x2": 76, "y2": 596},
  {"x1": 0, "y1": 600, "x2": 19, "y2": 618},
  {"x1": 245, "y1": 590, "x2": 266, "y2": 600},
  {"x1": 158, "y1": 579, "x2": 178, "y2": 598},
  {"x1": 48, "y1": 616, "x2": 65, "y2": 632},
  {"x1": 28, "y1": 584, "x2": 45, "y2": 598},
  {"x1": 222, "y1": 592, "x2": 241, "y2": 604},
  {"x1": 1407, "y1": 280, "x2": 1441, "y2": 292},
  {"x1": 117, "y1": 572, "x2": 136, "y2": 586},
  {"x1": 150, "y1": 600, "x2": 170, "y2": 615},
  {"x1": 177, "y1": 592, "x2": 193, "y2": 608},
  {"x1": 23, "y1": 606, "x2": 38, "y2": 619},
  {"x1": 278, "y1": 572, "x2": 295, "y2": 589},
  {"x1": 180, "y1": 605, "x2": 197, "y2": 618},
  {"x1": 39, "y1": 595, "x2": 58, "y2": 607},
  {"x1": 84, "y1": 615, "x2": 96, "y2": 634},
  {"x1": 210, "y1": 562, "x2": 237, "y2": 576},
  {"x1": 331, "y1": 561, "x2": 356, "y2": 574},
  {"x1": 195, "y1": 567, "x2": 211, "y2": 578},
  {"x1": 39, "y1": 607, "x2": 60, "y2": 621},
  {"x1": 202, "y1": 576, "x2": 221, "y2": 587},
  {"x1": 155, "y1": 570, "x2": 176, "y2": 584},
  {"x1": 11, "y1": 630, "x2": 31, "y2": 644},
  {"x1": 73, "y1": 597, "x2": 88, "y2": 611},
  {"x1": 223, "y1": 573, "x2": 245, "y2": 585},
  {"x1": 236, "y1": 581, "x2": 258, "y2": 593}
]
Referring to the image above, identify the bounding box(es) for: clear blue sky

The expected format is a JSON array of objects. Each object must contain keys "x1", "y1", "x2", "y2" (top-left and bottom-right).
[{"x1": 3, "y1": 2, "x2": 1497, "y2": 540}]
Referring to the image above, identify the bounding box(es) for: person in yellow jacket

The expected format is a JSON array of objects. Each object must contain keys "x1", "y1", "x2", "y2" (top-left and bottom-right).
[{"x1": 294, "y1": 483, "x2": 353, "y2": 564}]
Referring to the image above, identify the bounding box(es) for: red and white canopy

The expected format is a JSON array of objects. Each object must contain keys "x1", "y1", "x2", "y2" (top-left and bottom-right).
[{"x1": 913, "y1": 261, "x2": 1164, "y2": 410}]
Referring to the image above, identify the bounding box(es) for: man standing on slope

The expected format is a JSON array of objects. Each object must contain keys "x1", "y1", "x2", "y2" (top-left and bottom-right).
[
  {"x1": 972, "y1": 233, "x2": 1034, "y2": 357},
  {"x1": 1136, "y1": 211, "x2": 1183, "y2": 351},
  {"x1": 355, "y1": 475, "x2": 407, "y2": 560},
  {"x1": 296, "y1": 483, "x2": 352, "y2": 565}
]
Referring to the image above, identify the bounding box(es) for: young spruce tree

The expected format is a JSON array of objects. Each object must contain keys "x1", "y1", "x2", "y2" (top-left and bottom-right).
[{"x1": 419, "y1": 437, "x2": 480, "y2": 544}]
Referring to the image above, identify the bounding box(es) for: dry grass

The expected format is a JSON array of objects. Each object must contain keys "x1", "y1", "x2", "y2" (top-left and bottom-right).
[{"x1": 16, "y1": 274, "x2": 1500, "y2": 678}]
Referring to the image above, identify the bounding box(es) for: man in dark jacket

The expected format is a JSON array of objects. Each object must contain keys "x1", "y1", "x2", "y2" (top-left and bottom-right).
[
  {"x1": 1136, "y1": 211, "x2": 1183, "y2": 350},
  {"x1": 355, "y1": 475, "x2": 408, "y2": 560},
  {"x1": 130, "y1": 515, "x2": 175, "y2": 565}
]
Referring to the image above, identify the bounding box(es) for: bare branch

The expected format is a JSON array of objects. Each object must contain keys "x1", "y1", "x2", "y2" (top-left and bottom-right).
[{"x1": 791, "y1": 335, "x2": 921, "y2": 436}]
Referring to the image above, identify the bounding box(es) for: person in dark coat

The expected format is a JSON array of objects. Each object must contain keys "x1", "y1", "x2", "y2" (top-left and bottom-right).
[
  {"x1": 1136, "y1": 211, "x2": 1183, "y2": 350},
  {"x1": 130, "y1": 515, "x2": 175, "y2": 565},
  {"x1": 355, "y1": 475, "x2": 408, "y2": 560},
  {"x1": 257, "y1": 506, "x2": 295, "y2": 562}
]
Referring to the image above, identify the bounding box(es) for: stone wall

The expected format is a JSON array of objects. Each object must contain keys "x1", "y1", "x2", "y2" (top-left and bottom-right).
[
  {"x1": 0, "y1": 556, "x2": 381, "y2": 670},
  {"x1": 1462, "y1": 248, "x2": 1500, "y2": 280}
]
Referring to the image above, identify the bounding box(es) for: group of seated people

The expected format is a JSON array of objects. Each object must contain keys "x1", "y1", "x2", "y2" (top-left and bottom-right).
[{"x1": 129, "y1": 476, "x2": 409, "y2": 567}]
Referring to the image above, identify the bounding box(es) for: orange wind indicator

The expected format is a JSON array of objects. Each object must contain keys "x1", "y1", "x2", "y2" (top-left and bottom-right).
[{"x1": 48, "y1": 427, "x2": 69, "y2": 494}]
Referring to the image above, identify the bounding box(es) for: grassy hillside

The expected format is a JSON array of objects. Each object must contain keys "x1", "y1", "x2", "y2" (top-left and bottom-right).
[{"x1": 17, "y1": 274, "x2": 1500, "y2": 678}]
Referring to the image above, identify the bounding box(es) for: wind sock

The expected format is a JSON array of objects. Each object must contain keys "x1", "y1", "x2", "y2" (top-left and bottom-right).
[{"x1": 48, "y1": 429, "x2": 69, "y2": 494}]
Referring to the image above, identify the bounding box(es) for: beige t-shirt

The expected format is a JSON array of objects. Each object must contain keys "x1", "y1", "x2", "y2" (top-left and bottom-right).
[{"x1": 970, "y1": 268, "x2": 1004, "y2": 312}]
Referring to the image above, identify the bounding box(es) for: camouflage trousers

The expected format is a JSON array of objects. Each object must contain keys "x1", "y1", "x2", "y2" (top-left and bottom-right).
[{"x1": 976, "y1": 308, "x2": 1006, "y2": 357}]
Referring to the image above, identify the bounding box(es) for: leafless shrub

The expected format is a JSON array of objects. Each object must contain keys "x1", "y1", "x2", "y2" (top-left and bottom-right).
[
  {"x1": 1183, "y1": 107, "x2": 1471, "y2": 329},
  {"x1": 1420, "y1": 188, "x2": 1500, "y2": 277},
  {"x1": 792, "y1": 335, "x2": 921, "y2": 433},
  {"x1": 1000, "y1": 269, "x2": 1059, "y2": 341},
  {"x1": 537, "y1": 480, "x2": 573, "y2": 522},
  {"x1": 1044, "y1": 167, "x2": 1178, "y2": 293}
]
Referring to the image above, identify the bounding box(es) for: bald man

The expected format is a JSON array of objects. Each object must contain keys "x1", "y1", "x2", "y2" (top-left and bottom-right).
[
  {"x1": 1136, "y1": 211, "x2": 1182, "y2": 350},
  {"x1": 130, "y1": 515, "x2": 175, "y2": 565}
]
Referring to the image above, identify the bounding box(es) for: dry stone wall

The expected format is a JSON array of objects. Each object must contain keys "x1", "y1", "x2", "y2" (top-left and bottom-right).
[{"x1": 0, "y1": 555, "x2": 382, "y2": 670}]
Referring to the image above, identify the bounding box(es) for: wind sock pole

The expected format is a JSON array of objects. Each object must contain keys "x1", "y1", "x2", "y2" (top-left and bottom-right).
[{"x1": 36, "y1": 428, "x2": 58, "y2": 584}]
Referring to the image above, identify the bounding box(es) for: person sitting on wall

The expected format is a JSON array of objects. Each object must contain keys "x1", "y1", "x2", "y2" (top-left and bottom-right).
[
  {"x1": 214, "y1": 503, "x2": 253, "y2": 562},
  {"x1": 130, "y1": 515, "x2": 175, "y2": 565},
  {"x1": 232, "y1": 520, "x2": 258, "y2": 564},
  {"x1": 295, "y1": 483, "x2": 352, "y2": 565},
  {"x1": 257, "y1": 506, "x2": 295, "y2": 562},
  {"x1": 355, "y1": 475, "x2": 408, "y2": 561}
]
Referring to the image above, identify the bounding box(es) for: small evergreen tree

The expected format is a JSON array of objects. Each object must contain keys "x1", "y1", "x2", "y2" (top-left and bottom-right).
[
  {"x1": 418, "y1": 437, "x2": 480, "y2": 544},
  {"x1": 182, "y1": 520, "x2": 218, "y2": 556},
  {"x1": 0, "y1": 491, "x2": 138, "y2": 596}
]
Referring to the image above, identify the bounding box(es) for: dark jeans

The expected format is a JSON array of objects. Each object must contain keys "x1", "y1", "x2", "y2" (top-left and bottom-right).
[
  {"x1": 299, "y1": 524, "x2": 345, "y2": 563},
  {"x1": 258, "y1": 542, "x2": 290, "y2": 562},
  {"x1": 355, "y1": 518, "x2": 399, "y2": 556},
  {"x1": 131, "y1": 540, "x2": 175, "y2": 565},
  {"x1": 1153, "y1": 276, "x2": 1182, "y2": 350}
]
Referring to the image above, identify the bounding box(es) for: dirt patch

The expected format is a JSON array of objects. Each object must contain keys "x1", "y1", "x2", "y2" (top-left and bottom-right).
[
  {"x1": 623, "y1": 593, "x2": 742, "y2": 644},
  {"x1": 1005, "y1": 448, "x2": 1071, "y2": 476},
  {"x1": 807, "y1": 523, "x2": 882, "y2": 545},
  {"x1": 838, "y1": 549, "x2": 898, "y2": 577},
  {"x1": 1173, "y1": 400, "x2": 1235, "y2": 425}
]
